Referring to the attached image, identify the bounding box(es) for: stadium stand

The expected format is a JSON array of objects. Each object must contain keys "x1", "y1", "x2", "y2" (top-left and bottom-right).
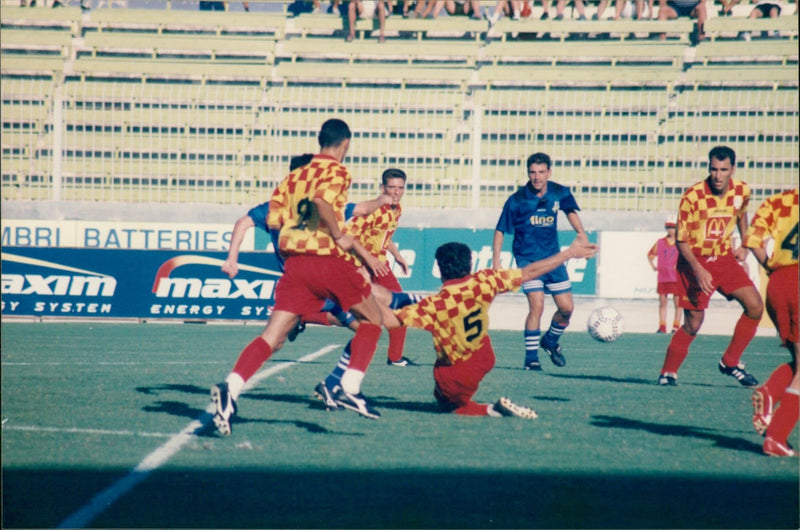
[{"x1": 1, "y1": 2, "x2": 797, "y2": 210}]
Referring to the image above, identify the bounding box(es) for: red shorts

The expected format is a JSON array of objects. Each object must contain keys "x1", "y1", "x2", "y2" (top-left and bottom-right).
[
  {"x1": 273, "y1": 254, "x2": 371, "y2": 315},
  {"x1": 657, "y1": 281, "x2": 679, "y2": 296},
  {"x1": 433, "y1": 336, "x2": 495, "y2": 410},
  {"x1": 766, "y1": 264, "x2": 799, "y2": 346},
  {"x1": 677, "y1": 253, "x2": 755, "y2": 310},
  {"x1": 371, "y1": 267, "x2": 401, "y2": 292}
]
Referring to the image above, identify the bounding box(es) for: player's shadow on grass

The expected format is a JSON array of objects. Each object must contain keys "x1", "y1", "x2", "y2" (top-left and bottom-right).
[
  {"x1": 248, "y1": 391, "x2": 441, "y2": 414},
  {"x1": 142, "y1": 399, "x2": 361, "y2": 437},
  {"x1": 591, "y1": 414, "x2": 763, "y2": 454},
  {"x1": 547, "y1": 373, "x2": 656, "y2": 385},
  {"x1": 136, "y1": 383, "x2": 210, "y2": 396}
]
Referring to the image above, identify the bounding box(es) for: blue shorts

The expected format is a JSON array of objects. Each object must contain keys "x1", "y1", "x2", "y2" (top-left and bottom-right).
[{"x1": 519, "y1": 262, "x2": 572, "y2": 295}]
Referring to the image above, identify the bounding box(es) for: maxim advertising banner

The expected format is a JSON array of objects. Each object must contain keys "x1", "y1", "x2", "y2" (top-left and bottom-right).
[{"x1": 1, "y1": 247, "x2": 283, "y2": 320}]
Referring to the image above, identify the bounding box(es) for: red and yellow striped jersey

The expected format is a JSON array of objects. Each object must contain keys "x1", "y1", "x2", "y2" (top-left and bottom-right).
[
  {"x1": 267, "y1": 155, "x2": 352, "y2": 260},
  {"x1": 395, "y1": 268, "x2": 522, "y2": 365},
  {"x1": 677, "y1": 178, "x2": 750, "y2": 257},
  {"x1": 744, "y1": 189, "x2": 799, "y2": 270},
  {"x1": 344, "y1": 203, "x2": 401, "y2": 262}
]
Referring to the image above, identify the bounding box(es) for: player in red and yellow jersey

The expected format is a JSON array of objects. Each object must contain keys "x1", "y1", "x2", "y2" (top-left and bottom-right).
[
  {"x1": 382, "y1": 237, "x2": 598, "y2": 418},
  {"x1": 344, "y1": 168, "x2": 412, "y2": 366},
  {"x1": 658, "y1": 146, "x2": 764, "y2": 387},
  {"x1": 209, "y1": 119, "x2": 392, "y2": 434},
  {"x1": 744, "y1": 188, "x2": 799, "y2": 457}
]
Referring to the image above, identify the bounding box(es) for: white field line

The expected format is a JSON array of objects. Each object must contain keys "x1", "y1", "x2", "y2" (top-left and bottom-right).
[
  {"x1": 55, "y1": 344, "x2": 342, "y2": 529},
  {"x1": 2, "y1": 425, "x2": 174, "y2": 438}
]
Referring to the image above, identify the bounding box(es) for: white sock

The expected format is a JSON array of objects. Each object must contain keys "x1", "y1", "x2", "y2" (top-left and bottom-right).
[
  {"x1": 340, "y1": 369, "x2": 365, "y2": 395},
  {"x1": 487, "y1": 404, "x2": 502, "y2": 417},
  {"x1": 225, "y1": 372, "x2": 245, "y2": 401}
]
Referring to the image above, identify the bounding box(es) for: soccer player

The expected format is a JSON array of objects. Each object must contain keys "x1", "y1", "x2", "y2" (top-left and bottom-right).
[
  {"x1": 658, "y1": 145, "x2": 763, "y2": 387},
  {"x1": 220, "y1": 154, "x2": 392, "y2": 339},
  {"x1": 210, "y1": 119, "x2": 390, "y2": 434},
  {"x1": 647, "y1": 215, "x2": 682, "y2": 333},
  {"x1": 343, "y1": 168, "x2": 412, "y2": 366},
  {"x1": 743, "y1": 188, "x2": 798, "y2": 457},
  {"x1": 492, "y1": 152, "x2": 587, "y2": 371},
  {"x1": 382, "y1": 237, "x2": 598, "y2": 417}
]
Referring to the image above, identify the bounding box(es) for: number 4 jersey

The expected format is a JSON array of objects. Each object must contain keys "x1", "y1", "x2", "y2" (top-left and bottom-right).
[
  {"x1": 395, "y1": 268, "x2": 522, "y2": 365},
  {"x1": 744, "y1": 188, "x2": 799, "y2": 269}
]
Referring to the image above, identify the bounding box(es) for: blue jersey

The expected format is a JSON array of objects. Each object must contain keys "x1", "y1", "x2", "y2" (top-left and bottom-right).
[{"x1": 495, "y1": 181, "x2": 580, "y2": 264}]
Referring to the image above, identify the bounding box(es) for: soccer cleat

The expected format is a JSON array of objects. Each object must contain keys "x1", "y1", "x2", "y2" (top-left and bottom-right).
[
  {"x1": 541, "y1": 342, "x2": 566, "y2": 367},
  {"x1": 333, "y1": 388, "x2": 381, "y2": 419},
  {"x1": 210, "y1": 382, "x2": 237, "y2": 436},
  {"x1": 751, "y1": 387, "x2": 773, "y2": 435},
  {"x1": 387, "y1": 356, "x2": 416, "y2": 367},
  {"x1": 657, "y1": 373, "x2": 678, "y2": 386},
  {"x1": 524, "y1": 360, "x2": 542, "y2": 371},
  {"x1": 718, "y1": 360, "x2": 758, "y2": 387},
  {"x1": 287, "y1": 321, "x2": 306, "y2": 342},
  {"x1": 314, "y1": 381, "x2": 339, "y2": 411},
  {"x1": 763, "y1": 436, "x2": 797, "y2": 457},
  {"x1": 494, "y1": 397, "x2": 538, "y2": 419}
]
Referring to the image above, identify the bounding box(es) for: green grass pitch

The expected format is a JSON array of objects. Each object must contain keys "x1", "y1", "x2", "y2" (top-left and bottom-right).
[{"x1": 2, "y1": 321, "x2": 798, "y2": 529}]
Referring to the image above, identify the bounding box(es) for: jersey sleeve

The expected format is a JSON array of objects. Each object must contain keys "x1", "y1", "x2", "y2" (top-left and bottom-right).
[
  {"x1": 559, "y1": 187, "x2": 580, "y2": 213},
  {"x1": 495, "y1": 196, "x2": 516, "y2": 234},
  {"x1": 247, "y1": 202, "x2": 270, "y2": 233},
  {"x1": 744, "y1": 199, "x2": 774, "y2": 250},
  {"x1": 394, "y1": 299, "x2": 436, "y2": 332}
]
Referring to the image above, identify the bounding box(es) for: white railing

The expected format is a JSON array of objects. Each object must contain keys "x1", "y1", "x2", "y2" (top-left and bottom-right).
[{"x1": 2, "y1": 79, "x2": 797, "y2": 210}]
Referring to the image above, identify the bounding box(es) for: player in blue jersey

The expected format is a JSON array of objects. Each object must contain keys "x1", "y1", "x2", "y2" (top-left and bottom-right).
[{"x1": 492, "y1": 152, "x2": 588, "y2": 371}]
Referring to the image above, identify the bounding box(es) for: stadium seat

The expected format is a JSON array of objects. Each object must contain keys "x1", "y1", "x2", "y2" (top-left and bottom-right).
[
  {"x1": 703, "y1": 15, "x2": 799, "y2": 41},
  {"x1": 691, "y1": 39, "x2": 799, "y2": 67},
  {"x1": 492, "y1": 17, "x2": 695, "y2": 42},
  {"x1": 480, "y1": 40, "x2": 688, "y2": 67}
]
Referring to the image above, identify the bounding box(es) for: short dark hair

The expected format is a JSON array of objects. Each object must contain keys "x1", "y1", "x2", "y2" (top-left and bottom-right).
[
  {"x1": 289, "y1": 153, "x2": 314, "y2": 171},
  {"x1": 318, "y1": 119, "x2": 351, "y2": 149},
  {"x1": 709, "y1": 145, "x2": 736, "y2": 167},
  {"x1": 381, "y1": 168, "x2": 407, "y2": 186},
  {"x1": 435, "y1": 242, "x2": 472, "y2": 282},
  {"x1": 526, "y1": 152, "x2": 551, "y2": 170}
]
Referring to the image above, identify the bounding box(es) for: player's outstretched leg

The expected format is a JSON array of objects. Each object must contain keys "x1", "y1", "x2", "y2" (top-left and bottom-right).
[{"x1": 491, "y1": 397, "x2": 538, "y2": 419}]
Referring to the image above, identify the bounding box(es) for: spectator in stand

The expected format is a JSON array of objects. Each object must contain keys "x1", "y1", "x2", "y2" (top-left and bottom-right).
[
  {"x1": 415, "y1": 0, "x2": 482, "y2": 18},
  {"x1": 553, "y1": 0, "x2": 589, "y2": 19},
  {"x1": 734, "y1": 0, "x2": 785, "y2": 40},
  {"x1": 346, "y1": 0, "x2": 390, "y2": 42},
  {"x1": 593, "y1": 0, "x2": 654, "y2": 19},
  {"x1": 485, "y1": 1, "x2": 524, "y2": 24},
  {"x1": 657, "y1": 0, "x2": 707, "y2": 41}
]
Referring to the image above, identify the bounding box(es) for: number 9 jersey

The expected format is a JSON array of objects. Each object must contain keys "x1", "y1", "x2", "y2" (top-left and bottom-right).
[
  {"x1": 267, "y1": 155, "x2": 353, "y2": 262},
  {"x1": 395, "y1": 268, "x2": 522, "y2": 365}
]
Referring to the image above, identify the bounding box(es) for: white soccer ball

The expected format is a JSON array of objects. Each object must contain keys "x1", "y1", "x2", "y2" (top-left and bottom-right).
[{"x1": 587, "y1": 306, "x2": 624, "y2": 342}]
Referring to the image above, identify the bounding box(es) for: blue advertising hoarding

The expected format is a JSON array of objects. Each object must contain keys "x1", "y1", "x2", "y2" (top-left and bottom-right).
[{"x1": 1, "y1": 228, "x2": 596, "y2": 320}]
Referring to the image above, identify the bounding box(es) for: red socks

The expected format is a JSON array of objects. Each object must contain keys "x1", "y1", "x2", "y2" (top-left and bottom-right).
[
  {"x1": 762, "y1": 363, "x2": 794, "y2": 401},
  {"x1": 767, "y1": 388, "x2": 799, "y2": 445},
  {"x1": 662, "y1": 327, "x2": 696, "y2": 374},
  {"x1": 347, "y1": 322, "x2": 382, "y2": 373},
  {"x1": 232, "y1": 336, "x2": 272, "y2": 382},
  {"x1": 721, "y1": 314, "x2": 760, "y2": 367},
  {"x1": 387, "y1": 327, "x2": 407, "y2": 363}
]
